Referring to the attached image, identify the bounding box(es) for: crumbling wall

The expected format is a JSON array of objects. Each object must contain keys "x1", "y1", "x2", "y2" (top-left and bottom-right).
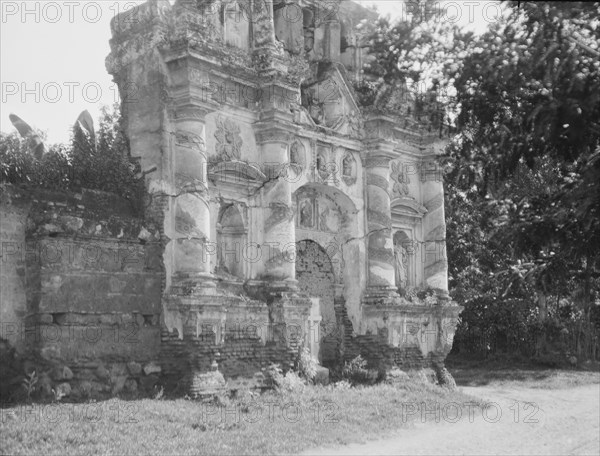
[
  {"x1": 295, "y1": 240, "x2": 338, "y2": 366},
  {"x1": 0, "y1": 187, "x2": 29, "y2": 353},
  {"x1": 0, "y1": 185, "x2": 163, "y2": 401}
]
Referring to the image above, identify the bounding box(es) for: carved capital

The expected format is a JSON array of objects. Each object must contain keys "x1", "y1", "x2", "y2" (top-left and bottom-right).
[
  {"x1": 169, "y1": 106, "x2": 210, "y2": 122},
  {"x1": 255, "y1": 129, "x2": 292, "y2": 145},
  {"x1": 365, "y1": 155, "x2": 393, "y2": 169}
]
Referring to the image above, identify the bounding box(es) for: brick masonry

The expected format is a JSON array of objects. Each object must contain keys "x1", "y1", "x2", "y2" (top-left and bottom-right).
[{"x1": 295, "y1": 240, "x2": 339, "y2": 367}]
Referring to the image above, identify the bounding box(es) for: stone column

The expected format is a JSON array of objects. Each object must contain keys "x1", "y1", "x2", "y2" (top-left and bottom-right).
[
  {"x1": 322, "y1": 15, "x2": 341, "y2": 62},
  {"x1": 252, "y1": 0, "x2": 282, "y2": 73},
  {"x1": 421, "y1": 156, "x2": 449, "y2": 299},
  {"x1": 364, "y1": 147, "x2": 399, "y2": 303},
  {"x1": 167, "y1": 105, "x2": 216, "y2": 295},
  {"x1": 254, "y1": 127, "x2": 297, "y2": 292}
]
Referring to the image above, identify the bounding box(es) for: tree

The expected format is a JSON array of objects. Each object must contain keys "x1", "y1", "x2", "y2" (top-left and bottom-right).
[{"x1": 1, "y1": 103, "x2": 142, "y2": 209}]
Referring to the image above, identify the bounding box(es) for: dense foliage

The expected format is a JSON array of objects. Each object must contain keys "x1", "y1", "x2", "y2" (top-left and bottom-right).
[
  {"x1": 363, "y1": 1, "x2": 600, "y2": 361},
  {"x1": 0, "y1": 104, "x2": 143, "y2": 206}
]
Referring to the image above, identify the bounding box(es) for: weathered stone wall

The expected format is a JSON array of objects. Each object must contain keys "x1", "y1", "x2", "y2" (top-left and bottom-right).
[
  {"x1": 0, "y1": 187, "x2": 28, "y2": 352},
  {"x1": 0, "y1": 185, "x2": 163, "y2": 400}
]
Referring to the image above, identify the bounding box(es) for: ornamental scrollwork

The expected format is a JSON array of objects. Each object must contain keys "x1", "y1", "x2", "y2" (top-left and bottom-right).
[{"x1": 214, "y1": 115, "x2": 242, "y2": 161}]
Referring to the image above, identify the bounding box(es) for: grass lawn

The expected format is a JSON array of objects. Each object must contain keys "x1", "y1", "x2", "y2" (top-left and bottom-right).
[{"x1": 1, "y1": 381, "x2": 482, "y2": 455}]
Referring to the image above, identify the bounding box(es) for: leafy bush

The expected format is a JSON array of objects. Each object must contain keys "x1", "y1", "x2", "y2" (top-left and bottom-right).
[
  {"x1": 342, "y1": 355, "x2": 379, "y2": 386},
  {"x1": 277, "y1": 371, "x2": 306, "y2": 393},
  {"x1": 262, "y1": 363, "x2": 306, "y2": 393},
  {"x1": 262, "y1": 363, "x2": 284, "y2": 388},
  {"x1": 21, "y1": 371, "x2": 38, "y2": 402},
  {"x1": 296, "y1": 345, "x2": 317, "y2": 381}
]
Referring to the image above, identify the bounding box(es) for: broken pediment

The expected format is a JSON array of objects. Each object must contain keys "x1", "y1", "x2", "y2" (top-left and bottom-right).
[
  {"x1": 208, "y1": 160, "x2": 267, "y2": 193},
  {"x1": 300, "y1": 63, "x2": 363, "y2": 137},
  {"x1": 391, "y1": 198, "x2": 428, "y2": 219}
]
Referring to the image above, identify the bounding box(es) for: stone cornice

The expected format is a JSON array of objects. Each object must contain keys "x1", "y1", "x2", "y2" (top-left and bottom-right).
[
  {"x1": 253, "y1": 122, "x2": 295, "y2": 145},
  {"x1": 391, "y1": 199, "x2": 428, "y2": 220},
  {"x1": 362, "y1": 302, "x2": 463, "y2": 317}
]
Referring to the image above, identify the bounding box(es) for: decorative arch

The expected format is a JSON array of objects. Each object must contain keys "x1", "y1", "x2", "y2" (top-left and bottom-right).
[
  {"x1": 293, "y1": 183, "x2": 358, "y2": 293},
  {"x1": 290, "y1": 140, "x2": 306, "y2": 169},
  {"x1": 295, "y1": 239, "x2": 338, "y2": 367},
  {"x1": 391, "y1": 198, "x2": 428, "y2": 218},
  {"x1": 293, "y1": 183, "x2": 358, "y2": 217}
]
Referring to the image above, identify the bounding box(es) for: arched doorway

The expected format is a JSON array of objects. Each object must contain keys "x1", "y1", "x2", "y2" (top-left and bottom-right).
[{"x1": 295, "y1": 240, "x2": 338, "y2": 367}]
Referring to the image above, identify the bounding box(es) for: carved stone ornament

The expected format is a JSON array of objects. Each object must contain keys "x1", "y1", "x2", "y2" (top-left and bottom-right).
[
  {"x1": 316, "y1": 150, "x2": 328, "y2": 181},
  {"x1": 214, "y1": 115, "x2": 243, "y2": 161},
  {"x1": 289, "y1": 141, "x2": 306, "y2": 176},
  {"x1": 175, "y1": 130, "x2": 206, "y2": 153},
  {"x1": 298, "y1": 198, "x2": 314, "y2": 229},
  {"x1": 391, "y1": 162, "x2": 412, "y2": 199},
  {"x1": 265, "y1": 202, "x2": 294, "y2": 233},
  {"x1": 175, "y1": 172, "x2": 207, "y2": 195},
  {"x1": 345, "y1": 110, "x2": 364, "y2": 138},
  {"x1": 341, "y1": 152, "x2": 357, "y2": 186},
  {"x1": 295, "y1": 194, "x2": 341, "y2": 233}
]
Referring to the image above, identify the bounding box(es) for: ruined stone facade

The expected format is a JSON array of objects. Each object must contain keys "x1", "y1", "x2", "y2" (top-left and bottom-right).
[
  {"x1": 104, "y1": 0, "x2": 462, "y2": 390},
  {"x1": 0, "y1": 0, "x2": 462, "y2": 400}
]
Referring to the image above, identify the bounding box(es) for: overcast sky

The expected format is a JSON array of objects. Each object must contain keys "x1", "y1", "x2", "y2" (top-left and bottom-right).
[{"x1": 0, "y1": 1, "x2": 500, "y2": 144}]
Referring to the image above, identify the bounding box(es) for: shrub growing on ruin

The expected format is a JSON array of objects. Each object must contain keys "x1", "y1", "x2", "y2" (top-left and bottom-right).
[{"x1": 342, "y1": 355, "x2": 379, "y2": 386}]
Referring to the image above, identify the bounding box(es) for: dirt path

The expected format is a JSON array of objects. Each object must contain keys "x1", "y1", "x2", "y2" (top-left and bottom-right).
[{"x1": 302, "y1": 383, "x2": 600, "y2": 456}]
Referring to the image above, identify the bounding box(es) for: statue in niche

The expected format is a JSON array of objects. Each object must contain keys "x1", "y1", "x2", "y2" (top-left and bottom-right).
[
  {"x1": 319, "y1": 205, "x2": 331, "y2": 232},
  {"x1": 342, "y1": 152, "x2": 356, "y2": 185},
  {"x1": 316, "y1": 153, "x2": 328, "y2": 180},
  {"x1": 290, "y1": 142, "x2": 303, "y2": 166},
  {"x1": 214, "y1": 115, "x2": 243, "y2": 161},
  {"x1": 299, "y1": 199, "x2": 313, "y2": 228},
  {"x1": 305, "y1": 90, "x2": 325, "y2": 125},
  {"x1": 394, "y1": 244, "x2": 408, "y2": 291}
]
